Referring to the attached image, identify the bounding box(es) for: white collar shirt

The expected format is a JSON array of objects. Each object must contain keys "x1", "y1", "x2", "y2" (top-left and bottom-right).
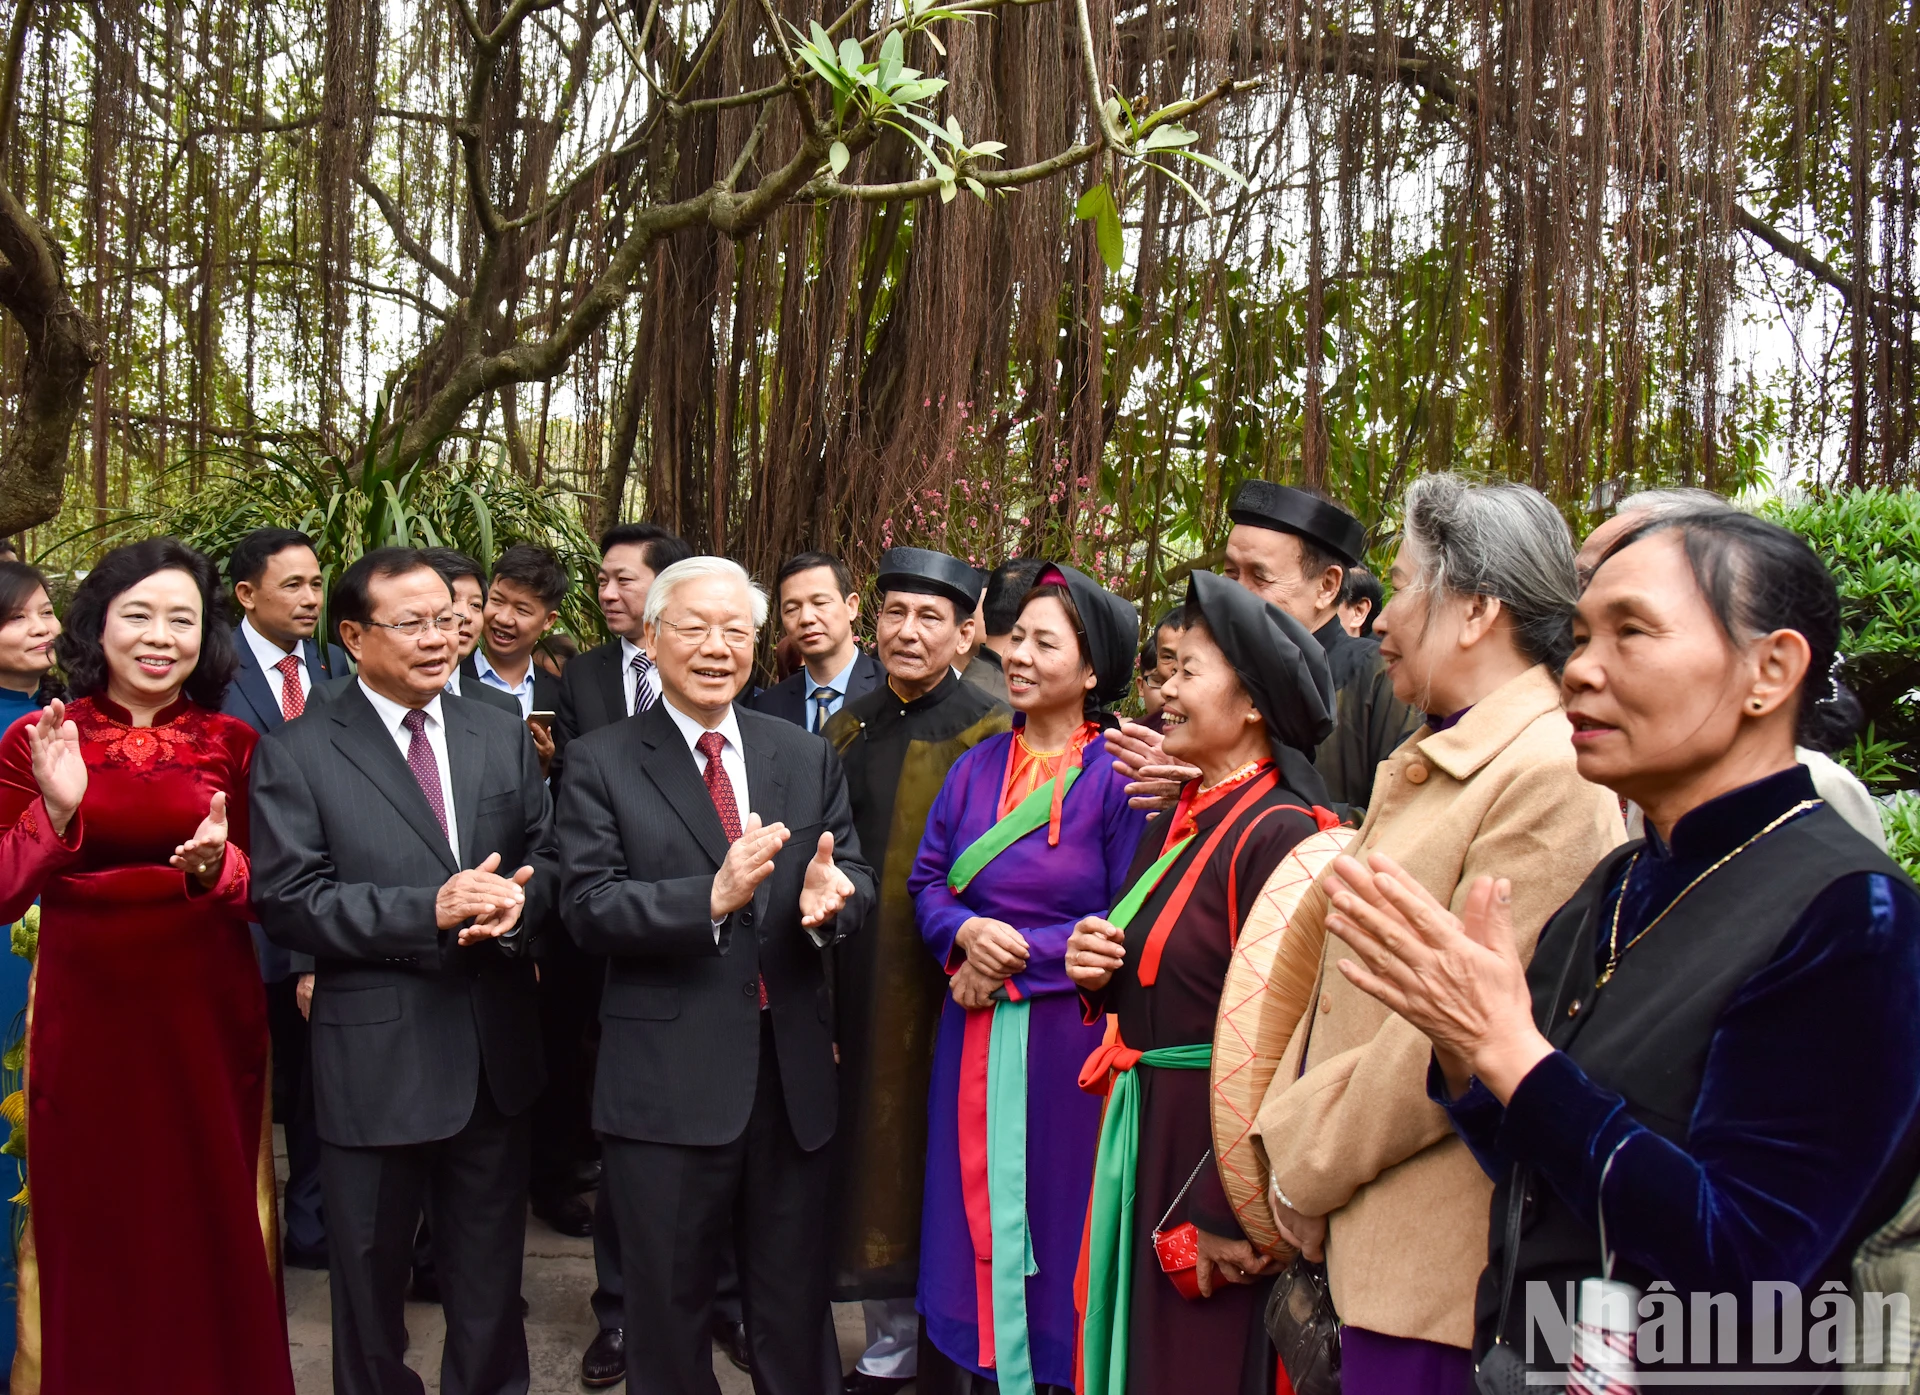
[
  {"x1": 663, "y1": 699, "x2": 750, "y2": 828},
  {"x1": 620, "y1": 637, "x2": 662, "y2": 717},
  {"x1": 358, "y1": 679, "x2": 461, "y2": 862},
  {"x1": 241, "y1": 617, "x2": 310, "y2": 714}
]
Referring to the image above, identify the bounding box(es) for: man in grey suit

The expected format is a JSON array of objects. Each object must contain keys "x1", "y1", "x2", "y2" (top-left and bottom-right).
[
  {"x1": 558, "y1": 556, "x2": 875, "y2": 1395},
  {"x1": 251, "y1": 547, "x2": 558, "y2": 1395}
]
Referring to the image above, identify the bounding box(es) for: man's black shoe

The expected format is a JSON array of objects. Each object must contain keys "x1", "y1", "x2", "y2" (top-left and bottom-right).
[
  {"x1": 711, "y1": 1317, "x2": 751, "y2": 1373},
  {"x1": 531, "y1": 1192, "x2": 595, "y2": 1238},
  {"x1": 843, "y1": 1372, "x2": 913, "y2": 1395},
  {"x1": 580, "y1": 1326, "x2": 625, "y2": 1388},
  {"x1": 284, "y1": 1240, "x2": 328, "y2": 1271},
  {"x1": 565, "y1": 1158, "x2": 604, "y2": 1193}
]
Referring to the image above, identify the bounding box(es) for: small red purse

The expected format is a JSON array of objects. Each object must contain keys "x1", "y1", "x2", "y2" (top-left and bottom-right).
[{"x1": 1151, "y1": 1150, "x2": 1214, "y2": 1301}]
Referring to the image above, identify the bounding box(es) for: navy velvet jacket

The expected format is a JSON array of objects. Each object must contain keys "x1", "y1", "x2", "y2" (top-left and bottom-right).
[{"x1": 1435, "y1": 765, "x2": 1920, "y2": 1297}]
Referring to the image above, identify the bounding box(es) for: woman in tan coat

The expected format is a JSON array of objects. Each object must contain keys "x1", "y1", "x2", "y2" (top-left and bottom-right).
[{"x1": 1252, "y1": 474, "x2": 1623, "y2": 1393}]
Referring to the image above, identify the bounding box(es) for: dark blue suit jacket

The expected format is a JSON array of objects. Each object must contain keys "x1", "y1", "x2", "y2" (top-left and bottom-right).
[
  {"x1": 222, "y1": 627, "x2": 348, "y2": 981},
  {"x1": 747, "y1": 649, "x2": 882, "y2": 729}
]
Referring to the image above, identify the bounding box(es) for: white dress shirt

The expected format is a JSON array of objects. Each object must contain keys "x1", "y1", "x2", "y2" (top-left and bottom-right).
[
  {"x1": 358, "y1": 679, "x2": 461, "y2": 861},
  {"x1": 620, "y1": 637, "x2": 663, "y2": 716},
  {"x1": 444, "y1": 664, "x2": 464, "y2": 698},
  {"x1": 663, "y1": 699, "x2": 750, "y2": 827},
  {"x1": 241, "y1": 617, "x2": 310, "y2": 714},
  {"x1": 472, "y1": 647, "x2": 536, "y2": 717}
]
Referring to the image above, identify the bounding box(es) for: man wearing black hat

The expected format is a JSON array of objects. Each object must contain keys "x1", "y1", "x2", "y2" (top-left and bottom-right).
[{"x1": 820, "y1": 548, "x2": 1012, "y2": 1395}]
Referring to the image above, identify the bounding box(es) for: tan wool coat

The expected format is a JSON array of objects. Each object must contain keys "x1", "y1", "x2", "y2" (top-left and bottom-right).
[{"x1": 1251, "y1": 664, "x2": 1625, "y2": 1348}]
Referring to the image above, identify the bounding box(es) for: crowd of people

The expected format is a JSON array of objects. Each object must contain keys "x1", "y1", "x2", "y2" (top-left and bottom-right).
[{"x1": 0, "y1": 473, "x2": 1914, "y2": 1395}]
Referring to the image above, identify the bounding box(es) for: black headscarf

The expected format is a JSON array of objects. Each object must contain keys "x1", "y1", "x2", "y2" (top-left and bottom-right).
[
  {"x1": 1034, "y1": 562, "x2": 1139, "y2": 714},
  {"x1": 1183, "y1": 570, "x2": 1335, "y2": 806}
]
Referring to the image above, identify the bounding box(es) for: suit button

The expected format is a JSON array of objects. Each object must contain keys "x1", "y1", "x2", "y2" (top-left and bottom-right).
[
  {"x1": 1319, "y1": 992, "x2": 1332, "y2": 1014},
  {"x1": 743, "y1": 981, "x2": 758, "y2": 998},
  {"x1": 1404, "y1": 762, "x2": 1429, "y2": 785},
  {"x1": 741, "y1": 909, "x2": 755, "y2": 928}
]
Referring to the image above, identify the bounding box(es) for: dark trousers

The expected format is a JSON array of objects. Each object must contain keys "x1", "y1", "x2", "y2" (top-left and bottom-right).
[
  {"x1": 321, "y1": 1078, "x2": 532, "y2": 1395},
  {"x1": 591, "y1": 1185, "x2": 744, "y2": 1333},
  {"x1": 530, "y1": 929, "x2": 601, "y2": 1205},
  {"x1": 603, "y1": 1015, "x2": 834, "y2": 1395},
  {"x1": 267, "y1": 974, "x2": 327, "y2": 1255}
]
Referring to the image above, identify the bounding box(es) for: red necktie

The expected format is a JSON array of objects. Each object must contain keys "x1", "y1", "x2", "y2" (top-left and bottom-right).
[
  {"x1": 276, "y1": 654, "x2": 306, "y2": 721},
  {"x1": 697, "y1": 730, "x2": 765, "y2": 1008},
  {"x1": 401, "y1": 708, "x2": 449, "y2": 839}
]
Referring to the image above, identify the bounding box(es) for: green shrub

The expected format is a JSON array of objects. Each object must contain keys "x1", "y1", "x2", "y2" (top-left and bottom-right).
[
  {"x1": 1764, "y1": 489, "x2": 1920, "y2": 794},
  {"x1": 1882, "y1": 792, "x2": 1920, "y2": 882}
]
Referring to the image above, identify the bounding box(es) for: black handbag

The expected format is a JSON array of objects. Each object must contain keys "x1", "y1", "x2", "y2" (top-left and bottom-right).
[
  {"x1": 1265, "y1": 1255, "x2": 1342, "y2": 1395},
  {"x1": 1474, "y1": 1166, "x2": 1536, "y2": 1395},
  {"x1": 1262, "y1": 959, "x2": 1341, "y2": 1394}
]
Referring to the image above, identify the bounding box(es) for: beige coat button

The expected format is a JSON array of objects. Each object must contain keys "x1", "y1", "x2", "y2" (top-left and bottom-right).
[
  {"x1": 1320, "y1": 992, "x2": 1333, "y2": 1014},
  {"x1": 1404, "y1": 762, "x2": 1429, "y2": 785}
]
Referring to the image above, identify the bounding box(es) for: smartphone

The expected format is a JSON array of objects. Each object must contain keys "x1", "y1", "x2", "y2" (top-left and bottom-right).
[{"x1": 528, "y1": 711, "x2": 555, "y2": 731}]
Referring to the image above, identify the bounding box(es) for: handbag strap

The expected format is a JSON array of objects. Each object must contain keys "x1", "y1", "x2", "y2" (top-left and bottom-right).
[
  {"x1": 1489, "y1": 1164, "x2": 1527, "y2": 1351},
  {"x1": 1156, "y1": 1149, "x2": 1214, "y2": 1233}
]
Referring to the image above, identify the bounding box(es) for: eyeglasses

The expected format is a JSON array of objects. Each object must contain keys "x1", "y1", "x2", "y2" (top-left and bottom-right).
[
  {"x1": 655, "y1": 618, "x2": 756, "y2": 649},
  {"x1": 364, "y1": 614, "x2": 460, "y2": 639}
]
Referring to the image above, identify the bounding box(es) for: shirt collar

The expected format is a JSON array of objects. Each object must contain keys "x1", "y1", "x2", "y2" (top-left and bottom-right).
[
  {"x1": 1413, "y1": 665, "x2": 1565, "y2": 782},
  {"x1": 620, "y1": 636, "x2": 646, "y2": 667},
  {"x1": 1646, "y1": 763, "x2": 1820, "y2": 869},
  {"x1": 471, "y1": 646, "x2": 534, "y2": 693},
  {"x1": 808, "y1": 651, "x2": 859, "y2": 697},
  {"x1": 241, "y1": 616, "x2": 300, "y2": 672},
  {"x1": 359, "y1": 678, "x2": 444, "y2": 736},
  {"x1": 662, "y1": 697, "x2": 744, "y2": 758}
]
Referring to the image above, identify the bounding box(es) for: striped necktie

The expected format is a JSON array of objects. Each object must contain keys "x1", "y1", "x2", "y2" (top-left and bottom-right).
[
  {"x1": 810, "y1": 685, "x2": 836, "y2": 734},
  {"x1": 630, "y1": 651, "x2": 657, "y2": 714}
]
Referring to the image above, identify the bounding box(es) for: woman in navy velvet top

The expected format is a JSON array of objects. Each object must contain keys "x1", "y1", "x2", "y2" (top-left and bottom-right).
[{"x1": 1313, "y1": 509, "x2": 1920, "y2": 1386}]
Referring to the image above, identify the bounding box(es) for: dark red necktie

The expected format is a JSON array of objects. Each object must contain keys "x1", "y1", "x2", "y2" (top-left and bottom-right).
[
  {"x1": 401, "y1": 708, "x2": 449, "y2": 839},
  {"x1": 697, "y1": 730, "x2": 764, "y2": 1008},
  {"x1": 276, "y1": 654, "x2": 306, "y2": 721}
]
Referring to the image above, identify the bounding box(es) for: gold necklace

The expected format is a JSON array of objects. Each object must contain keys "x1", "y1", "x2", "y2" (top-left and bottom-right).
[
  {"x1": 1199, "y1": 759, "x2": 1265, "y2": 794},
  {"x1": 1597, "y1": 798, "x2": 1823, "y2": 987}
]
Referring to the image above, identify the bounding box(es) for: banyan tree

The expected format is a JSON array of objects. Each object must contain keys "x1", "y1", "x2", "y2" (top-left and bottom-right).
[{"x1": 0, "y1": 0, "x2": 1914, "y2": 584}]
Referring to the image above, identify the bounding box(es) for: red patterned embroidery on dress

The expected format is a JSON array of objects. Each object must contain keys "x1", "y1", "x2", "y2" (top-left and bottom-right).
[
  {"x1": 16, "y1": 808, "x2": 37, "y2": 839},
  {"x1": 74, "y1": 700, "x2": 202, "y2": 772}
]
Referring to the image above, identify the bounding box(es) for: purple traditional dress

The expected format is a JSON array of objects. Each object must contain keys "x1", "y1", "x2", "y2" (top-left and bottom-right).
[{"x1": 911, "y1": 721, "x2": 1149, "y2": 1391}]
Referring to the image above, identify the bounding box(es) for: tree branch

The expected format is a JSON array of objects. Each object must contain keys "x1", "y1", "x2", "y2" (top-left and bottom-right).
[{"x1": 356, "y1": 170, "x2": 470, "y2": 294}]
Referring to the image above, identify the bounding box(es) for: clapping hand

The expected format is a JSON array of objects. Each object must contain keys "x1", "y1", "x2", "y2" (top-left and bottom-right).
[
  {"x1": 1105, "y1": 720, "x2": 1199, "y2": 811},
  {"x1": 711, "y1": 813, "x2": 789, "y2": 919},
  {"x1": 437, "y1": 851, "x2": 530, "y2": 937},
  {"x1": 799, "y1": 831, "x2": 856, "y2": 929},
  {"x1": 170, "y1": 791, "x2": 230, "y2": 887},
  {"x1": 1065, "y1": 914, "x2": 1126, "y2": 990},
  {"x1": 28, "y1": 699, "x2": 87, "y2": 836}
]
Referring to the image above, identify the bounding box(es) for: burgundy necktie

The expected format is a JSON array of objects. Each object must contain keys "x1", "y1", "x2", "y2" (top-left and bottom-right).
[
  {"x1": 697, "y1": 730, "x2": 764, "y2": 1008},
  {"x1": 276, "y1": 654, "x2": 306, "y2": 721},
  {"x1": 401, "y1": 708, "x2": 449, "y2": 839}
]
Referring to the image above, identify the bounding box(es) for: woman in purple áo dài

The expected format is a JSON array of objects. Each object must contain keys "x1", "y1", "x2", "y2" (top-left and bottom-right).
[{"x1": 910, "y1": 563, "x2": 1148, "y2": 1395}]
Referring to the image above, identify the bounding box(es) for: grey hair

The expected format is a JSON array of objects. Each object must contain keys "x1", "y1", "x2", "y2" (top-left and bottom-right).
[
  {"x1": 1616, "y1": 486, "x2": 1734, "y2": 521},
  {"x1": 642, "y1": 556, "x2": 770, "y2": 629},
  {"x1": 1400, "y1": 473, "x2": 1581, "y2": 672}
]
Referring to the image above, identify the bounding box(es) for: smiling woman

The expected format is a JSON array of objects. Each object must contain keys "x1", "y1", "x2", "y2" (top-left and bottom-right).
[{"x1": 0, "y1": 538, "x2": 294, "y2": 1395}]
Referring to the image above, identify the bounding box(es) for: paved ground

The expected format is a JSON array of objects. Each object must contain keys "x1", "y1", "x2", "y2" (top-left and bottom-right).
[{"x1": 280, "y1": 1132, "x2": 876, "y2": 1393}]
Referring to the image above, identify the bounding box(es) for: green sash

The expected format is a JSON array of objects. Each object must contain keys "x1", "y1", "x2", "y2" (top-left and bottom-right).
[
  {"x1": 985, "y1": 998, "x2": 1038, "y2": 1394},
  {"x1": 1103, "y1": 837, "x2": 1193, "y2": 932},
  {"x1": 1080, "y1": 1042, "x2": 1214, "y2": 1395},
  {"x1": 946, "y1": 767, "x2": 1084, "y2": 894}
]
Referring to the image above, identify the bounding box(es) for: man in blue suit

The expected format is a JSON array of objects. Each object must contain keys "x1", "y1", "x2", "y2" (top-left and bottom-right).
[{"x1": 221, "y1": 526, "x2": 348, "y2": 1270}]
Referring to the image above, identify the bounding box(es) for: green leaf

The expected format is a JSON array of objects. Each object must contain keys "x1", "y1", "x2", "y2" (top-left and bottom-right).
[
  {"x1": 1139, "y1": 124, "x2": 1199, "y2": 152},
  {"x1": 838, "y1": 38, "x2": 866, "y2": 73},
  {"x1": 940, "y1": 178, "x2": 957, "y2": 203},
  {"x1": 965, "y1": 176, "x2": 987, "y2": 199},
  {"x1": 924, "y1": 26, "x2": 945, "y2": 54},
  {"x1": 879, "y1": 30, "x2": 905, "y2": 87},
  {"x1": 810, "y1": 19, "x2": 834, "y2": 52},
  {"x1": 969, "y1": 139, "x2": 1006, "y2": 156},
  {"x1": 1174, "y1": 148, "x2": 1251, "y2": 188},
  {"x1": 1146, "y1": 158, "x2": 1212, "y2": 214},
  {"x1": 829, "y1": 140, "x2": 851, "y2": 175},
  {"x1": 1075, "y1": 182, "x2": 1125, "y2": 273},
  {"x1": 945, "y1": 114, "x2": 963, "y2": 145}
]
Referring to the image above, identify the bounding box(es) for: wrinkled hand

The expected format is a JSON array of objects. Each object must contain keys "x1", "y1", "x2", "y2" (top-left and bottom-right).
[
  {"x1": 1324, "y1": 851, "x2": 1550, "y2": 1102},
  {"x1": 170, "y1": 791, "x2": 230, "y2": 886},
  {"x1": 799, "y1": 831, "x2": 856, "y2": 928},
  {"x1": 711, "y1": 813, "x2": 789, "y2": 919},
  {"x1": 461, "y1": 861, "x2": 537, "y2": 944},
  {"x1": 1195, "y1": 1229, "x2": 1278, "y2": 1297},
  {"x1": 1267, "y1": 1176, "x2": 1326, "y2": 1262},
  {"x1": 957, "y1": 916, "x2": 1028, "y2": 978},
  {"x1": 1065, "y1": 914, "x2": 1126, "y2": 990},
  {"x1": 296, "y1": 973, "x2": 314, "y2": 1021},
  {"x1": 1105, "y1": 721, "x2": 1198, "y2": 810},
  {"x1": 436, "y1": 851, "x2": 528, "y2": 931},
  {"x1": 29, "y1": 700, "x2": 86, "y2": 835},
  {"x1": 950, "y1": 961, "x2": 1004, "y2": 1011},
  {"x1": 527, "y1": 717, "x2": 555, "y2": 777}
]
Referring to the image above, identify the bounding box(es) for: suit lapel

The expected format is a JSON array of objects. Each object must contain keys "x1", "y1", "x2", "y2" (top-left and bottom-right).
[
  {"x1": 328, "y1": 686, "x2": 460, "y2": 875},
  {"x1": 444, "y1": 701, "x2": 487, "y2": 869},
  {"x1": 596, "y1": 645, "x2": 627, "y2": 725},
  {"x1": 302, "y1": 637, "x2": 332, "y2": 685},
  {"x1": 740, "y1": 709, "x2": 789, "y2": 825},
  {"x1": 849, "y1": 650, "x2": 882, "y2": 704},
  {"x1": 639, "y1": 705, "x2": 732, "y2": 866},
  {"x1": 233, "y1": 639, "x2": 284, "y2": 730}
]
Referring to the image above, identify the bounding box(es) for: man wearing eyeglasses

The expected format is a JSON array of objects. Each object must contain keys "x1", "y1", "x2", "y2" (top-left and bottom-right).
[
  {"x1": 250, "y1": 546, "x2": 557, "y2": 1395},
  {"x1": 557, "y1": 555, "x2": 875, "y2": 1395}
]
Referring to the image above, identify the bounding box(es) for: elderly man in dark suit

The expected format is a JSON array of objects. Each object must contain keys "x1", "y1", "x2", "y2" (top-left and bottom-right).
[
  {"x1": 251, "y1": 547, "x2": 557, "y2": 1395},
  {"x1": 221, "y1": 525, "x2": 348, "y2": 1271},
  {"x1": 559, "y1": 555, "x2": 874, "y2": 1395}
]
